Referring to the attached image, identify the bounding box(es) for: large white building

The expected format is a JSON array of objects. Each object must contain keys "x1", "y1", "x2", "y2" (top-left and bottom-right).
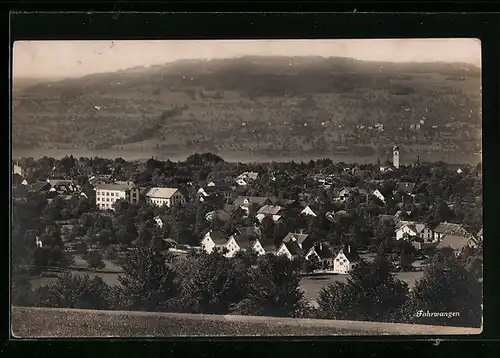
[
  {"x1": 95, "y1": 182, "x2": 140, "y2": 210},
  {"x1": 145, "y1": 187, "x2": 186, "y2": 207}
]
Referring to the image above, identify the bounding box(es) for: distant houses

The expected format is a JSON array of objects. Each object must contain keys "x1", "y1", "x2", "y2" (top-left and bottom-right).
[
  {"x1": 436, "y1": 234, "x2": 479, "y2": 254},
  {"x1": 235, "y1": 172, "x2": 259, "y2": 186},
  {"x1": 200, "y1": 229, "x2": 267, "y2": 258},
  {"x1": 433, "y1": 222, "x2": 472, "y2": 242},
  {"x1": 197, "y1": 185, "x2": 233, "y2": 203},
  {"x1": 395, "y1": 221, "x2": 434, "y2": 242}
]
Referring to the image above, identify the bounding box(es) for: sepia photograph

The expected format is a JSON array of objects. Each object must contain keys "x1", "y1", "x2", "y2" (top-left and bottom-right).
[{"x1": 11, "y1": 38, "x2": 483, "y2": 337}]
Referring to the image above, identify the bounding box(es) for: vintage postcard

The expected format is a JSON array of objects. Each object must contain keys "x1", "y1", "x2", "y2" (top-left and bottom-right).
[{"x1": 11, "y1": 38, "x2": 482, "y2": 337}]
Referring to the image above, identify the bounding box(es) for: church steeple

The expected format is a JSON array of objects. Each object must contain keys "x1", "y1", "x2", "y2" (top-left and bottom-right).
[{"x1": 393, "y1": 145, "x2": 400, "y2": 169}]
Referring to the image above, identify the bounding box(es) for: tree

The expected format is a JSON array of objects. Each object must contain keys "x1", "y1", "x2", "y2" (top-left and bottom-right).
[
  {"x1": 401, "y1": 249, "x2": 482, "y2": 328},
  {"x1": 118, "y1": 244, "x2": 177, "y2": 311},
  {"x1": 397, "y1": 241, "x2": 417, "y2": 271},
  {"x1": 173, "y1": 251, "x2": 248, "y2": 314},
  {"x1": 317, "y1": 254, "x2": 409, "y2": 323},
  {"x1": 260, "y1": 216, "x2": 275, "y2": 246},
  {"x1": 84, "y1": 250, "x2": 106, "y2": 271},
  {"x1": 231, "y1": 254, "x2": 307, "y2": 317},
  {"x1": 117, "y1": 221, "x2": 138, "y2": 246},
  {"x1": 304, "y1": 253, "x2": 322, "y2": 273},
  {"x1": 35, "y1": 273, "x2": 111, "y2": 310}
]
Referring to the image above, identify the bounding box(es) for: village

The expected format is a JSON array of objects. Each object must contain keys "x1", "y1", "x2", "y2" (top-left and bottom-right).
[{"x1": 11, "y1": 146, "x2": 483, "y2": 287}]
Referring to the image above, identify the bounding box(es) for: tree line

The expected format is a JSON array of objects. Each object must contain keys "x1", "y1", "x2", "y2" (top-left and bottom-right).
[{"x1": 13, "y1": 244, "x2": 482, "y2": 328}]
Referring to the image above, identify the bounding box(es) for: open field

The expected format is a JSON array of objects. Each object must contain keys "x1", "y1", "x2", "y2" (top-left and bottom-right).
[
  {"x1": 11, "y1": 306, "x2": 482, "y2": 337},
  {"x1": 29, "y1": 268, "x2": 424, "y2": 304}
]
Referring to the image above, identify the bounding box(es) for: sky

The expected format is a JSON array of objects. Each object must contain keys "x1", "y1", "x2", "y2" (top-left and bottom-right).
[{"x1": 13, "y1": 38, "x2": 481, "y2": 79}]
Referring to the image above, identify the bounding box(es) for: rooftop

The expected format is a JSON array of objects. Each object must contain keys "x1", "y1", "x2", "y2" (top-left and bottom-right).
[
  {"x1": 146, "y1": 187, "x2": 180, "y2": 199},
  {"x1": 11, "y1": 307, "x2": 481, "y2": 337},
  {"x1": 95, "y1": 183, "x2": 135, "y2": 191}
]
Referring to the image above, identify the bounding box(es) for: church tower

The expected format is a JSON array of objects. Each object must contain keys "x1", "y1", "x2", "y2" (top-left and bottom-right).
[{"x1": 393, "y1": 145, "x2": 400, "y2": 169}]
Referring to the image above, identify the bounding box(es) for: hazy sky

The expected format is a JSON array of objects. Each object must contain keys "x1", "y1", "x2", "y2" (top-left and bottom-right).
[{"x1": 13, "y1": 39, "x2": 481, "y2": 79}]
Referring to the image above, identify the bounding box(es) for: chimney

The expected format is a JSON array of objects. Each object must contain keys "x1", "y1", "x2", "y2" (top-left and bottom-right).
[
  {"x1": 348, "y1": 245, "x2": 351, "y2": 254},
  {"x1": 299, "y1": 229, "x2": 303, "y2": 234}
]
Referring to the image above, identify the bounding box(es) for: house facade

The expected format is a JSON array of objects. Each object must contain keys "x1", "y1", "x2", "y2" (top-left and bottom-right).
[
  {"x1": 395, "y1": 222, "x2": 434, "y2": 242},
  {"x1": 225, "y1": 235, "x2": 266, "y2": 258},
  {"x1": 145, "y1": 187, "x2": 186, "y2": 207},
  {"x1": 95, "y1": 182, "x2": 140, "y2": 210},
  {"x1": 200, "y1": 230, "x2": 228, "y2": 254},
  {"x1": 332, "y1": 249, "x2": 355, "y2": 274},
  {"x1": 276, "y1": 241, "x2": 302, "y2": 260}
]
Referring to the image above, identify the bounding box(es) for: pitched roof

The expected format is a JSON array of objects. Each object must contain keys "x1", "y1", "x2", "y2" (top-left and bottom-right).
[
  {"x1": 283, "y1": 232, "x2": 309, "y2": 246},
  {"x1": 27, "y1": 181, "x2": 51, "y2": 192},
  {"x1": 309, "y1": 243, "x2": 335, "y2": 259},
  {"x1": 236, "y1": 172, "x2": 259, "y2": 180},
  {"x1": 232, "y1": 235, "x2": 258, "y2": 249},
  {"x1": 146, "y1": 187, "x2": 180, "y2": 199},
  {"x1": 398, "y1": 182, "x2": 416, "y2": 193},
  {"x1": 283, "y1": 241, "x2": 303, "y2": 256},
  {"x1": 95, "y1": 183, "x2": 135, "y2": 191},
  {"x1": 235, "y1": 226, "x2": 261, "y2": 238},
  {"x1": 233, "y1": 196, "x2": 270, "y2": 206},
  {"x1": 223, "y1": 204, "x2": 241, "y2": 214},
  {"x1": 434, "y1": 222, "x2": 469, "y2": 236},
  {"x1": 396, "y1": 221, "x2": 428, "y2": 234},
  {"x1": 335, "y1": 248, "x2": 357, "y2": 262},
  {"x1": 437, "y1": 234, "x2": 475, "y2": 251},
  {"x1": 48, "y1": 179, "x2": 74, "y2": 187},
  {"x1": 213, "y1": 210, "x2": 231, "y2": 222},
  {"x1": 379, "y1": 214, "x2": 397, "y2": 223},
  {"x1": 206, "y1": 230, "x2": 227, "y2": 245},
  {"x1": 257, "y1": 205, "x2": 283, "y2": 215},
  {"x1": 200, "y1": 185, "x2": 232, "y2": 194}
]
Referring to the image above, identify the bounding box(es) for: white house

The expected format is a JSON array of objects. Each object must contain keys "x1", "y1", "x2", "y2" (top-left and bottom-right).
[
  {"x1": 13, "y1": 163, "x2": 23, "y2": 177},
  {"x1": 395, "y1": 221, "x2": 434, "y2": 242},
  {"x1": 332, "y1": 249, "x2": 356, "y2": 274},
  {"x1": 336, "y1": 187, "x2": 352, "y2": 202},
  {"x1": 35, "y1": 236, "x2": 43, "y2": 248},
  {"x1": 225, "y1": 234, "x2": 266, "y2": 258},
  {"x1": 200, "y1": 230, "x2": 228, "y2": 254},
  {"x1": 95, "y1": 182, "x2": 140, "y2": 211},
  {"x1": 233, "y1": 196, "x2": 272, "y2": 214},
  {"x1": 372, "y1": 189, "x2": 386, "y2": 203},
  {"x1": 276, "y1": 241, "x2": 302, "y2": 260},
  {"x1": 145, "y1": 187, "x2": 186, "y2": 207},
  {"x1": 300, "y1": 205, "x2": 317, "y2": 217}
]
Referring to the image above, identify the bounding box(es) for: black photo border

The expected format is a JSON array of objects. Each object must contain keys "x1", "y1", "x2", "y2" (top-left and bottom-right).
[{"x1": 4, "y1": 6, "x2": 500, "y2": 358}]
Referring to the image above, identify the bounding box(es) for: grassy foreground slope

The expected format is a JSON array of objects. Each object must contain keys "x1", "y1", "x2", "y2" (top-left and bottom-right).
[
  {"x1": 12, "y1": 56, "x2": 481, "y2": 158},
  {"x1": 12, "y1": 306, "x2": 481, "y2": 337}
]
